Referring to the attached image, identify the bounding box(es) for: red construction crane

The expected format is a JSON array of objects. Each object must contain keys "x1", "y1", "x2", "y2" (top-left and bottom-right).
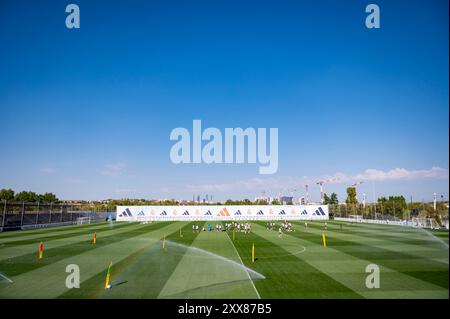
[{"x1": 316, "y1": 178, "x2": 337, "y2": 203}]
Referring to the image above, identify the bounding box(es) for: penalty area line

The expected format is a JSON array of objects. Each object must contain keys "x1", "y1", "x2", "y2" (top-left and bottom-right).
[{"x1": 225, "y1": 231, "x2": 261, "y2": 299}]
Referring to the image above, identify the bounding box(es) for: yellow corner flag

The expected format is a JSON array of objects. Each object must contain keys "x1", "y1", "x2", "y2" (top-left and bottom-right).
[
  {"x1": 322, "y1": 232, "x2": 327, "y2": 247},
  {"x1": 93, "y1": 232, "x2": 97, "y2": 245},
  {"x1": 251, "y1": 242, "x2": 255, "y2": 263},
  {"x1": 105, "y1": 261, "x2": 113, "y2": 289},
  {"x1": 38, "y1": 242, "x2": 44, "y2": 259}
]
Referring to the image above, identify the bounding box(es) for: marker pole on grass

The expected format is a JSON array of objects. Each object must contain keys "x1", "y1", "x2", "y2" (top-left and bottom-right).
[
  {"x1": 322, "y1": 232, "x2": 327, "y2": 247},
  {"x1": 179, "y1": 227, "x2": 183, "y2": 238},
  {"x1": 162, "y1": 235, "x2": 166, "y2": 249},
  {"x1": 93, "y1": 232, "x2": 97, "y2": 245},
  {"x1": 105, "y1": 261, "x2": 112, "y2": 289},
  {"x1": 38, "y1": 242, "x2": 43, "y2": 259},
  {"x1": 252, "y1": 242, "x2": 255, "y2": 263},
  {"x1": 232, "y1": 229, "x2": 235, "y2": 241}
]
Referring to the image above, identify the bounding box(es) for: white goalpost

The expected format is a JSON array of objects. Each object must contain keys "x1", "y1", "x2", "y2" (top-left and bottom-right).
[
  {"x1": 411, "y1": 217, "x2": 440, "y2": 229},
  {"x1": 76, "y1": 216, "x2": 91, "y2": 225}
]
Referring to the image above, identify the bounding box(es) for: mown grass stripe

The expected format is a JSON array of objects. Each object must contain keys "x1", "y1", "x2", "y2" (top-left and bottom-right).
[
  {"x1": 156, "y1": 222, "x2": 260, "y2": 299},
  {"x1": 0, "y1": 222, "x2": 132, "y2": 247},
  {"x1": 0, "y1": 222, "x2": 143, "y2": 262},
  {"x1": 231, "y1": 225, "x2": 361, "y2": 298},
  {"x1": 0, "y1": 222, "x2": 169, "y2": 277},
  {"x1": 0, "y1": 222, "x2": 110, "y2": 239},
  {"x1": 324, "y1": 221, "x2": 447, "y2": 248},
  {"x1": 0, "y1": 222, "x2": 182, "y2": 298},
  {"x1": 253, "y1": 222, "x2": 447, "y2": 298},
  {"x1": 60, "y1": 222, "x2": 202, "y2": 299},
  {"x1": 290, "y1": 221, "x2": 449, "y2": 290},
  {"x1": 300, "y1": 222, "x2": 448, "y2": 263}
]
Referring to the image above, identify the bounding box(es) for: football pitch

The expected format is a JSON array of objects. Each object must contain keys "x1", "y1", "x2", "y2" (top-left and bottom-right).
[{"x1": 0, "y1": 220, "x2": 448, "y2": 299}]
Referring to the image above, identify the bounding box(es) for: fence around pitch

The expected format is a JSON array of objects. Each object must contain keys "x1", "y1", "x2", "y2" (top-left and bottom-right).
[{"x1": 0, "y1": 201, "x2": 110, "y2": 232}]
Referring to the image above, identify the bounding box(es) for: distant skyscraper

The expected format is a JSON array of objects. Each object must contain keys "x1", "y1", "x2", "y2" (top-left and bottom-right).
[{"x1": 279, "y1": 196, "x2": 294, "y2": 205}]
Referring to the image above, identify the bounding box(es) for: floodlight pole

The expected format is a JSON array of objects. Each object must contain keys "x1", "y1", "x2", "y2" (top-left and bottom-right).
[
  {"x1": 433, "y1": 193, "x2": 437, "y2": 211},
  {"x1": 20, "y1": 202, "x2": 25, "y2": 227},
  {"x1": 392, "y1": 200, "x2": 395, "y2": 219},
  {"x1": 36, "y1": 201, "x2": 40, "y2": 225},
  {"x1": 1, "y1": 200, "x2": 6, "y2": 232},
  {"x1": 372, "y1": 181, "x2": 376, "y2": 219}
]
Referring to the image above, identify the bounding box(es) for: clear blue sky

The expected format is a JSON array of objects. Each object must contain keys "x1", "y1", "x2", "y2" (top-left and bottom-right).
[{"x1": 0, "y1": 0, "x2": 448, "y2": 202}]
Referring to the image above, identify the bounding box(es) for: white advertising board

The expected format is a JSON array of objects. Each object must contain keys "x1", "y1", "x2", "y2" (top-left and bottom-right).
[{"x1": 116, "y1": 205, "x2": 328, "y2": 221}]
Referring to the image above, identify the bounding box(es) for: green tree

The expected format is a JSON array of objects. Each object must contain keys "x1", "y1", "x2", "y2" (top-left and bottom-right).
[
  {"x1": 0, "y1": 188, "x2": 15, "y2": 201},
  {"x1": 330, "y1": 193, "x2": 338, "y2": 204},
  {"x1": 39, "y1": 192, "x2": 59, "y2": 203},
  {"x1": 254, "y1": 199, "x2": 268, "y2": 205},
  {"x1": 324, "y1": 192, "x2": 339, "y2": 205},
  {"x1": 345, "y1": 187, "x2": 358, "y2": 205},
  {"x1": 14, "y1": 191, "x2": 39, "y2": 202},
  {"x1": 377, "y1": 196, "x2": 407, "y2": 218}
]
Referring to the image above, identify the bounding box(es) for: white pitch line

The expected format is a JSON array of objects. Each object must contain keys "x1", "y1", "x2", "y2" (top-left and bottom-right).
[
  {"x1": 225, "y1": 232, "x2": 261, "y2": 299},
  {"x1": 0, "y1": 272, "x2": 13, "y2": 283}
]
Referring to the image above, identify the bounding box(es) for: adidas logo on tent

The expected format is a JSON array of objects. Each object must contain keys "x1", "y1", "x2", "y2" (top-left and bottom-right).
[
  {"x1": 119, "y1": 208, "x2": 133, "y2": 218},
  {"x1": 182, "y1": 210, "x2": 189, "y2": 216},
  {"x1": 257, "y1": 210, "x2": 264, "y2": 215},
  {"x1": 137, "y1": 211, "x2": 145, "y2": 217},
  {"x1": 234, "y1": 210, "x2": 242, "y2": 215},
  {"x1": 204, "y1": 210, "x2": 212, "y2": 215},
  {"x1": 301, "y1": 209, "x2": 308, "y2": 215},
  {"x1": 278, "y1": 210, "x2": 286, "y2": 215},
  {"x1": 217, "y1": 207, "x2": 230, "y2": 217},
  {"x1": 160, "y1": 210, "x2": 167, "y2": 216},
  {"x1": 314, "y1": 207, "x2": 326, "y2": 216}
]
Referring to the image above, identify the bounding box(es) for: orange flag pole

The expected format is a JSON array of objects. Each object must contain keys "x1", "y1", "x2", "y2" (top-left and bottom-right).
[{"x1": 38, "y1": 242, "x2": 44, "y2": 259}]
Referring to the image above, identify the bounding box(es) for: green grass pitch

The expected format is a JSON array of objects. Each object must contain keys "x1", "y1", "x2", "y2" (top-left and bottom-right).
[{"x1": 0, "y1": 220, "x2": 448, "y2": 298}]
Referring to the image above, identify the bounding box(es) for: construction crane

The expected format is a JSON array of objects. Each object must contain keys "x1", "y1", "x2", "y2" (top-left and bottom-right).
[
  {"x1": 351, "y1": 181, "x2": 364, "y2": 202},
  {"x1": 261, "y1": 190, "x2": 268, "y2": 203},
  {"x1": 304, "y1": 184, "x2": 310, "y2": 204},
  {"x1": 352, "y1": 181, "x2": 364, "y2": 188},
  {"x1": 289, "y1": 188, "x2": 296, "y2": 204},
  {"x1": 316, "y1": 178, "x2": 337, "y2": 204}
]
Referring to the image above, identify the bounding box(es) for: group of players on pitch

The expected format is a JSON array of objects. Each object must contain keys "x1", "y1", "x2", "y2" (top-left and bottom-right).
[
  {"x1": 191, "y1": 222, "x2": 253, "y2": 233},
  {"x1": 190, "y1": 220, "x2": 330, "y2": 238},
  {"x1": 266, "y1": 221, "x2": 329, "y2": 237}
]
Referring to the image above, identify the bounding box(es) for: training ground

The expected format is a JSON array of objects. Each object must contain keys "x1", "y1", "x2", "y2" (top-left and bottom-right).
[{"x1": 0, "y1": 220, "x2": 448, "y2": 299}]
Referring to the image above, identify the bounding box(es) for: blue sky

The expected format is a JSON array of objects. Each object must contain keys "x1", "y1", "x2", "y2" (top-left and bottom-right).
[{"x1": 0, "y1": 0, "x2": 448, "y2": 202}]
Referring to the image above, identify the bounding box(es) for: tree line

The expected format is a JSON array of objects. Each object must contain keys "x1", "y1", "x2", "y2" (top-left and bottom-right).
[{"x1": 0, "y1": 188, "x2": 59, "y2": 203}]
